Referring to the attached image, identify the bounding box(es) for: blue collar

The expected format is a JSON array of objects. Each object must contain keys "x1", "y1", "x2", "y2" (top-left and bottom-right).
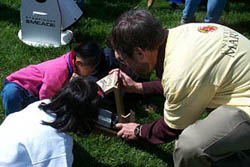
[{"x1": 67, "y1": 53, "x2": 74, "y2": 79}]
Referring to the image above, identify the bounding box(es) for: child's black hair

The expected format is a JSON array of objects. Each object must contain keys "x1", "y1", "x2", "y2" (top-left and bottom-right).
[
  {"x1": 73, "y1": 42, "x2": 103, "y2": 67},
  {"x1": 39, "y1": 77, "x2": 102, "y2": 135}
]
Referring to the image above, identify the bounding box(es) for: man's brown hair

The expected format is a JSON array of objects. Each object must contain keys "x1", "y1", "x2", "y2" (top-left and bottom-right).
[{"x1": 109, "y1": 9, "x2": 165, "y2": 59}]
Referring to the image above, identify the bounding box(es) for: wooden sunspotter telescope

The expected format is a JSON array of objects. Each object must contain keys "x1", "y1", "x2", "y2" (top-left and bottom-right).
[{"x1": 95, "y1": 72, "x2": 135, "y2": 134}]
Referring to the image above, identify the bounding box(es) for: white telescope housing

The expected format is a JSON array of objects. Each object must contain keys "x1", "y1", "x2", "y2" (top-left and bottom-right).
[{"x1": 18, "y1": 0, "x2": 83, "y2": 47}]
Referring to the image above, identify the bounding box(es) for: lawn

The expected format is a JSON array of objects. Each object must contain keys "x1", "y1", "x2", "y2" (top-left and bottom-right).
[{"x1": 0, "y1": 0, "x2": 250, "y2": 167}]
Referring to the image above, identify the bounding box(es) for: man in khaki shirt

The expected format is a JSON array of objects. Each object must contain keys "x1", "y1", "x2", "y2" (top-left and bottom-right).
[{"x1": 110, "y1": 9, "x2": 250, "y2": 167}]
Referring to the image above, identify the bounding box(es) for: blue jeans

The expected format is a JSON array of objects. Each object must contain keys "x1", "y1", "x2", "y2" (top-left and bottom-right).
[
  {"x1": 182, "y1": 0, "x2": 227, "y2": 23},
  {"x1": 1, "y1": 80, "x2": 39, "y2": 117}
]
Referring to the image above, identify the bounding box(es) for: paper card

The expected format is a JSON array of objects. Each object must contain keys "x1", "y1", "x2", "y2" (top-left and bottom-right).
[{"x1": 96, "y1": 72, "x2": 118, "y2": 94}]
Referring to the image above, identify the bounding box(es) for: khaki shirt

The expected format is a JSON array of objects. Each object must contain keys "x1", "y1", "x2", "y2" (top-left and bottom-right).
[{"x1": 162, "y1": 23, "x2": 250, "y2": 129}]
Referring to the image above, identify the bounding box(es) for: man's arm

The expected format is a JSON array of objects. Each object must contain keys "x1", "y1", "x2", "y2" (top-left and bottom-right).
[
  {"x1": 140, "y1": 117, "x2": 182, "y2": 144},
  {"x1": 142, "y1": 79, "x2": 163, "y2": 95},
  {"x1": 115, "y1": 118, "x2": 182, "y2": 144}
]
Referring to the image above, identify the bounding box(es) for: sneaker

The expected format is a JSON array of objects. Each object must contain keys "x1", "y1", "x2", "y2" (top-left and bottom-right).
[{"x1": 180, "y1": 16, "x2": 195, "y2": 25}]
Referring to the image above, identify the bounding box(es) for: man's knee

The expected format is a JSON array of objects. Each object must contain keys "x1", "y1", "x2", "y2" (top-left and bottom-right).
[
  {"x1": 174, "y1": 106, "x2": 246, "y2": 157},
  {"x1": 173, "y1": 106, "x2": 249, "y2": 167},
  {"x1": 173, "y1": 123, "x2": 212, "y2": 167},
  {"x1": 174, "y1": 129, "x2": 202, "y2": 160}
]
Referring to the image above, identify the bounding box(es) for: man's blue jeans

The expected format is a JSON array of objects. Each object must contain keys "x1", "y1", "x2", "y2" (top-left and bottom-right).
[
  {"x1": 1, "y1": 80, "x2": 39, "y2": 117},
  {"x1": 182, "y1": 0, "x2": 227, "y2": 23}
]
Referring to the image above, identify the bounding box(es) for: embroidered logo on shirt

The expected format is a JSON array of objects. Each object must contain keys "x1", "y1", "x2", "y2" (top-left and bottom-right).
[{"x1": 198, "y1": 25, "x2": 217, "y2": 33}]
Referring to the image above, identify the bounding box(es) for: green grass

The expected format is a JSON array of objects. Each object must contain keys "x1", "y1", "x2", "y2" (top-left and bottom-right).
[{"x1": 1, "y1": 0, "x2": 250, "y2": 166}]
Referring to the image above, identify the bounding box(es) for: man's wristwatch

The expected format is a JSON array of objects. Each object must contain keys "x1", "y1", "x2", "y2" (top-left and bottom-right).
[{"x1": 134, "y1": 125, "x2": 142, "y2": 138}]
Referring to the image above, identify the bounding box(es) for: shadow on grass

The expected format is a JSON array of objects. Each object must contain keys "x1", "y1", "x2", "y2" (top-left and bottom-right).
[
  {"x1": 122, "y1": 93, "x2": 165, "y2": 117},
  {"x1": 84, "y1": 0, "x2": 142, "y2": 22},
  {"x1": 73, "y1": 141, "x2": 110, "y2": 167},
  {"x1": 227, "y1": 0, "x2": 250, "y2": 11},
  {"x1": 223, "y1": 1, "x2": 250, "y2": 34},
  {"x1": 115, "y1": 162, "x2": 137, "y2": 167},
  {"x1": 127, "y1": 140, "x2": 174, "y2": 167},
  {"x1": 70, "y1": 30, "x2": 109, "y2": 46},
  {"x1": 70, "y1": 0, "x2": 143, "y2": 44},
  {"x1": 0, "y1": 3, "x2": 19, "y2": 26},
  {"x1": 224, "y1": 21, "x2": 250, "y2": 36}
]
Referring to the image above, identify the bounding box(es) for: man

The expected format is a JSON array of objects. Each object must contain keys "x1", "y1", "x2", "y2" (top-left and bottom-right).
[{"x1": 110, "y1": 9, "x2": 250, "y2": 167}]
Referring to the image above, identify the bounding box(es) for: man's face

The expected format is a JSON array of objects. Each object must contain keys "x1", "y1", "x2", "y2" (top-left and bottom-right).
[{"x1": 114, "y1": 50, "x2": 153, "y2": 79}]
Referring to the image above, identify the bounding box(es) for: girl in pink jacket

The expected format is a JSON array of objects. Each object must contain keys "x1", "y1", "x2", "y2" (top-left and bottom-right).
[{"x1": 1, "y1": 42, "x2": 103, "y2": 117}]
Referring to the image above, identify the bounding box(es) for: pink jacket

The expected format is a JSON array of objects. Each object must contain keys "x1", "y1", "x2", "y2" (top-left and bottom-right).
[{"x1": 7, "y1": 52, "x2": 74, "y2": 99}]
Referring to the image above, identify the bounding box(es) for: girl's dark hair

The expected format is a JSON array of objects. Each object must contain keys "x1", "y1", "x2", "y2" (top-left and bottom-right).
[
  {"x1": 109, "y1": 9, "x2": 165, "y2": 58},
  {"x1": 39, "y1": 77, "x2": 102, "y2": 135},
  {"x1": 73, "y1": 42, "x2": 103, "y2": 67}
]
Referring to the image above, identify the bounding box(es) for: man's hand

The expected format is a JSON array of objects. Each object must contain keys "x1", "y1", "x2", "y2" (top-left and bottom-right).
[
  {"x1": 109, "y1": 68, "x2": 143, "y2": 94},
  {"x1": 116, "y1": 123, "x2": 140, "y2": 140}
]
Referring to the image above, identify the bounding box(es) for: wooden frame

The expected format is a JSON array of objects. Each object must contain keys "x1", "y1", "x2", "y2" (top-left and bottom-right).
[{"x1": 96, "y1": 72, "x2": 135, "y2": 124}]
